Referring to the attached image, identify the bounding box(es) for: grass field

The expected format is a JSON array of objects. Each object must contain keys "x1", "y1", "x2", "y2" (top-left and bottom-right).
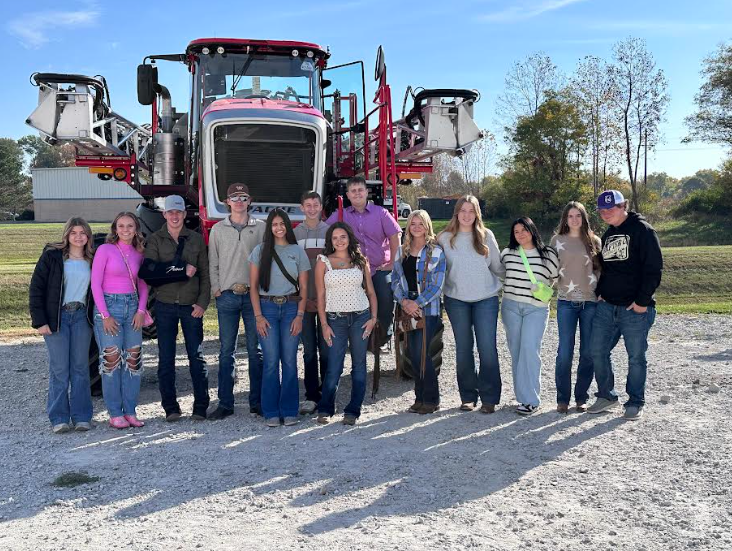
[{"x1": 2, "y1": 221, "x2": 730, "y2": 338}]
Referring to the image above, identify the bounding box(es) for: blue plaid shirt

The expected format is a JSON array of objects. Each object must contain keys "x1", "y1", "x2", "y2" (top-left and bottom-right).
[{"x1": 391, "y1": 244, "x2": 446, "y2": 317}]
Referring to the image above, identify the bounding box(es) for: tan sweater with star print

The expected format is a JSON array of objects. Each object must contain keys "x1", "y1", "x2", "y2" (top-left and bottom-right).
[{"x1": 550, "y1": 234, "x2": 601, "y2": 302}]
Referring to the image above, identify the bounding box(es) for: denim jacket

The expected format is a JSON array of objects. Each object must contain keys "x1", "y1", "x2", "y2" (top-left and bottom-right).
[{"x1": 391, "y1": 244, "x2": 446, "y2": 317}]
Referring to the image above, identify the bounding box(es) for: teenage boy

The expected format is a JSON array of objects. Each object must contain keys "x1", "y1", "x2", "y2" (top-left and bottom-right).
[
  {"x1": 208, "y1": 183, "x2": 266, "y2": 419},
  {"x1": 587, "y1": 190, "x2": 663, "y2": 421},
  {"x1": 293, "y1": 191, "x2": 330, "y2": 414},
  {"x1": 145, "y1": 195, "x2": 211, "y2": 421},
  {"x1": 325, "y1": 176, "x2": 401, "y2": 339}
]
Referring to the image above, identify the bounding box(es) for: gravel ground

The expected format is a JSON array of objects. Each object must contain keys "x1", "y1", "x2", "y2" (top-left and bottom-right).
[{"x1": 1, "y1": 314, "x2": 730, "y2": 551}]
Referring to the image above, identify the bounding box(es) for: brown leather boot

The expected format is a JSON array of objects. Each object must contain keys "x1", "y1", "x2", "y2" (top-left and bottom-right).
[
  {"x1": 418, "y1": 403, "x2": 440, "y2": 415},
  {"x1": 408, "y1": 402, "x2": 423, "y2": 413}
]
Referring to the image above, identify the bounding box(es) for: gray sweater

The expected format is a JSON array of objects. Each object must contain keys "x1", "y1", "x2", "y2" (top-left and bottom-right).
[{"x1": 437, "y1": 230, "x2": 504, "y2": 302}]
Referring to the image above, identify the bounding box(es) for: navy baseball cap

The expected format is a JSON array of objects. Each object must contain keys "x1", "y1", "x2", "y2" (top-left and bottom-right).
[{"x1": 597, "y1": 190, "x2": 625, "y2": 210}]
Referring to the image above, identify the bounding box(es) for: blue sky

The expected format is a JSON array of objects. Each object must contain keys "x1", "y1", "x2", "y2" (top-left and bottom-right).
[{"x1": 2, "y1": 0, "x2": 731, "y2": 179}]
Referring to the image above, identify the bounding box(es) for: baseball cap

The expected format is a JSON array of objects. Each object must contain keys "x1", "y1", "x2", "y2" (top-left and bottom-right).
[
  {"x1": 164, "y1": 195, "x2": 185, "y2": 212},
  {"x1": 597, "y1": 190, "x2": 625, "y2": 210},
  {"x1": 227, "y1": 183, "x2": 250, "y2": 198}
]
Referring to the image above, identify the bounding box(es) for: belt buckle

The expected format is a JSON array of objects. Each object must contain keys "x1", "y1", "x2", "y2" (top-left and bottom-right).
[
  {"x1": 272, "y1": 295, "x2": 287, "y2": 305},
  {"x1": 231, "y1": 283, "x2": 249, "y2": 295}
]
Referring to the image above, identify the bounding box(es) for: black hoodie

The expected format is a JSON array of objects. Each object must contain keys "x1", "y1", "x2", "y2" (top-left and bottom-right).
[{"x1": 595, "y1": 211, "x2": 663, "y2": 308}]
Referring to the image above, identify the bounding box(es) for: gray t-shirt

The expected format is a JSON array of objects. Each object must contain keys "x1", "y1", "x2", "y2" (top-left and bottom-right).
[{"x1": 249, "y1": 243, "x2": 310, "y2": 296}]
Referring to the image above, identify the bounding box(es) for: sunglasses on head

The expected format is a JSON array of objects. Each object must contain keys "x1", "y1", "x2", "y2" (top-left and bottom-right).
[{"x1": 228, "y1": 195, "x2": 251, "y2": 203}]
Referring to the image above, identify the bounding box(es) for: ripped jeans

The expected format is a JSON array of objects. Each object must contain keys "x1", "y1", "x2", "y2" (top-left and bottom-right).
[{"x1": 94, "y1": 293, "x2": 143, "y2": 417}]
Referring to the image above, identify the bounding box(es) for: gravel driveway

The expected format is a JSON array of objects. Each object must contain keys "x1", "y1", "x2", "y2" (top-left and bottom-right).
[{"x1": 1, "y1": 314, "x2": 730, "y2": 550}]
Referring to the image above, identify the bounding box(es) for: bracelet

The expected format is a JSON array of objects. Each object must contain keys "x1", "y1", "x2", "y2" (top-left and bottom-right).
[
  {"x1": 100, "y1": 312, "x2": 110, "y2": 320},
  {"x1": 296, "y1": 312, "x2": 305, "y2": 317},
  {"x1": 255, "y1": 314, "x2": 263, "y2": 319}
]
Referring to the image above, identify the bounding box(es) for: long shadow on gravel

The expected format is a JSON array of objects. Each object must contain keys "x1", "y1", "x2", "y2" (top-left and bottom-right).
[{"x1": 1, "y1": 403, "x2": 622, "y2": 531}]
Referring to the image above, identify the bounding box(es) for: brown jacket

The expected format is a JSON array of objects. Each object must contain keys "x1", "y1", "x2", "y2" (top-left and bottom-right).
[{"x1": 144, "y1": 226, "x2": 211, "y2": 308}]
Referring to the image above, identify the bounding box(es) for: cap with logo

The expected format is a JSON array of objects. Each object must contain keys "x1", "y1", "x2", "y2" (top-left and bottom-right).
[
  {"x1": 227, "y1": 183, "x2": 250, "y2": 198},
  {"x1": 164, "y1": 195, "x2": 186, "y2": 212},
  {"x1": 597, "y1": 190, "x2": 625, "y2": 210}
]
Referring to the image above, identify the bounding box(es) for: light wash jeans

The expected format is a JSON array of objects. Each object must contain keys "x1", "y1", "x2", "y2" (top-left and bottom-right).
[
  {"x1": 93, "y1": 293, "x2": 143, "y2": 417},
  {"x1": 501, "y1": 298, "x2": 549, "y2": 407},
  {"x1": 44, "y1": 308, "x2": 93, "y2": 426}
]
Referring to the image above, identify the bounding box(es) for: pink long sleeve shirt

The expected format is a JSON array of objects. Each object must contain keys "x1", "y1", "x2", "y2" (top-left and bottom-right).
[{"x1": 91, "y1": 243, "x2": 149, "y2": 317}]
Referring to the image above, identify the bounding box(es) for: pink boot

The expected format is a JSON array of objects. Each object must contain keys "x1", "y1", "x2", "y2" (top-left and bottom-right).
[
  {"x1": 109, "y1": 416, "x2": 130, "y2": 429},
  {"x1": 124, "y1": 415, "x2": 145, "y2": 428}
]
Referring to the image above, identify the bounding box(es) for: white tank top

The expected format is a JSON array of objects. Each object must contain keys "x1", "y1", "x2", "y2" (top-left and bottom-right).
[{"x1": 319, "y1": 255, "x2": 370, "y2": 313}]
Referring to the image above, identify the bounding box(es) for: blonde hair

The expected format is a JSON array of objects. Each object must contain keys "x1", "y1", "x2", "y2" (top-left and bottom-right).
[
  {"x1": 438, "y1": 195, "x2": 488, "y2": 256},
  {"x1": 50, "y1": 217, "x2": 94, "y2": 262},
  {"x1": 402, "y1": 210, "x2": 437, "y2": 256},
  {"x1": 106, "y1": 212, "x2": 145, "y2": 253}
]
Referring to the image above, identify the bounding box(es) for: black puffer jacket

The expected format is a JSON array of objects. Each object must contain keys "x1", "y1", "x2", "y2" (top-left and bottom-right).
[{"x1": 29, "y1": 247, "x2": 93, "y2": 332}]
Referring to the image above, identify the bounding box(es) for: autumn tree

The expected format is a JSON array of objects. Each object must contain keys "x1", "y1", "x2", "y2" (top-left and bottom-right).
[
  {"x1": 609, "y1": 37, "x2": 669, "y2": 211},
  {"x1": 684, "y1": 42, "x2": 732, "y2": 146}
]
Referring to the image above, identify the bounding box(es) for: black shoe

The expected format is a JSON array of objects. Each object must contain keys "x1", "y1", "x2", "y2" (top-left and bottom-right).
[
  {"x1": 249, "y1": 405, "x2": 262, "y2": 416},
  {"x1": 165, "y1": 411, "x2": 182, "y2": 422},
  {"x1": 208, "y1": 407, "x2": 234, "y2": 421}
]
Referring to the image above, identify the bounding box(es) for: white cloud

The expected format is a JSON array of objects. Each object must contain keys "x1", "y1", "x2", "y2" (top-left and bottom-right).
[
  {"x1": 479, "y1": 0, "x2": 586, "y2": 23},
  {"x1": 6, "y1": 9, "x2": 100, "y2": 49}
]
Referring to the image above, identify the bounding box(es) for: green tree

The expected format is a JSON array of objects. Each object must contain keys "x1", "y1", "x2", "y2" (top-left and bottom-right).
[
  {"x1": 675, "y1": 156, "x2": 732, "y2": 216},
  {"x1": 0, "y1": 138, "x2": 31, "y2": 218},
  {"x1": 684, "y1": 42, "x2": 732, "y2": 146},
  {"x1": 496, "y1": 93, "x2": 589, "y2": 222},
  {"x1": 17, "y1": 135, "x2": 76, "y2": 169}
]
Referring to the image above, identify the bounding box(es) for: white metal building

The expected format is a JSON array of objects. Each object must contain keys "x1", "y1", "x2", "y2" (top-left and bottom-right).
[{"x1": 32, "y1": 167, "x2": 143, "y2": 222}]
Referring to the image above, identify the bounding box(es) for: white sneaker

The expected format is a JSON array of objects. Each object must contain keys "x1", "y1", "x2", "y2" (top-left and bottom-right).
[{"x1": 299, "y1": 400, "x2": 317, "y2": 414}]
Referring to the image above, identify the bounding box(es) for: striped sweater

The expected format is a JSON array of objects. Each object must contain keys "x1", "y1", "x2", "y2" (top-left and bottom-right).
[{"x1": 500, "y1": 246, "x2": 559, "y2": 308}]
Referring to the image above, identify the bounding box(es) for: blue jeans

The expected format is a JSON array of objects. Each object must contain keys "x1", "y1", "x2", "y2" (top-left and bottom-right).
[
  {"x1": 590, "y1": 301, "x2": 656, "y2": 407},
  {"x1": 301, "y1": 311, "x2": 329, "y2": 402},
  {"x1": 372, "y1": 270, "x2": 394, "y2": 336},
  {"x1": 155, "y1": 300, "x2": 209, "y2": 416},
  {"x1": 259, "y1": 300, "x2": 300, "y2": 420},
  {"x1": 444, "y1": 295, "x2": 501, "y2": 405},
  {"x1": 44, "y1": 308, "x2": 93, "y2": 425},
  {"x1": 555, "y1": 299, "x2": 597, "y2": 405},
  {"x1": 501, "y1": 298, "x2": 550, "y2": 407},
  {"x1": 409, "y1": 315, "x2": 442, "y2": 405},
  {"x1": 318, "y1": 309, "x2": 371, "y2": 417},
  {"x1": 93, "y1": 293, "x2": 143, "y2": 417},
  {"x1": 215, "y1": 290, "x2": 263, "y2": 411}
]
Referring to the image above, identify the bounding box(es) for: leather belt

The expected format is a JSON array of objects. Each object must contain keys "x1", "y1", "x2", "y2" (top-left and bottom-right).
[
  {"x1": 230, "y1": 283, "x2": 250, "y2": 295},
  {"x1": 62, "y1": 301, "x2": 85, "y2": 311},
  {"x1": 260, "y1": 294, "x2": 300, "y2": 305}
]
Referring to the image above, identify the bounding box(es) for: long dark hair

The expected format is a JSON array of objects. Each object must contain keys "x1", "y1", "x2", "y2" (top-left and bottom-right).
[
  {"x1": 323, "y1": 222, "x2": 368, "y2": 273},
  {"x1": 508, "y1": 217, "x2": 551, "y2": 262},
  {"x1": 555, "y1": 201, "x2": 601, "y2": 271},
  {"x1": 258, "y1": 209, "x2": 297, "y2": 293}
]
